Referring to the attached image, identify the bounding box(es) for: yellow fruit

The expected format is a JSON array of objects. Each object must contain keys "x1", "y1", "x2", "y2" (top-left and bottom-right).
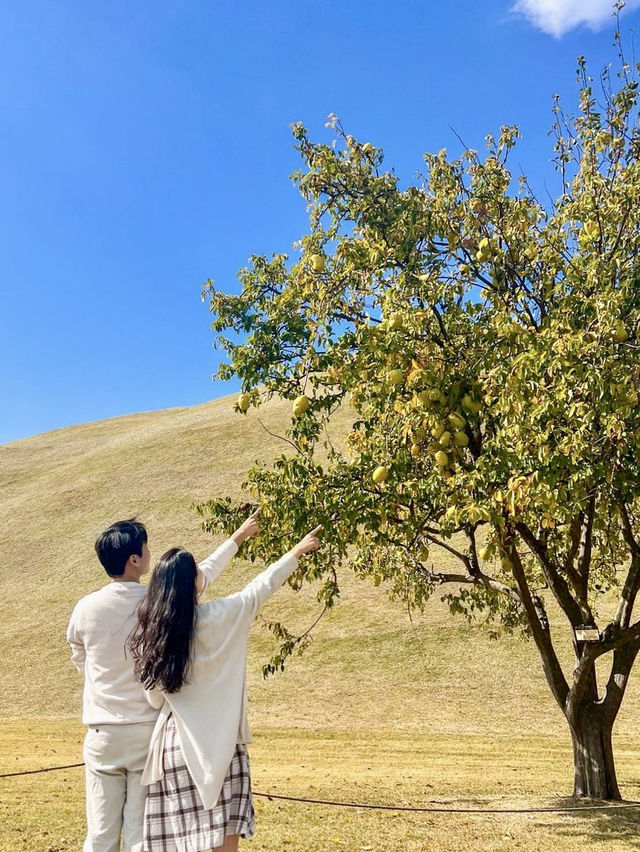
[
  {"x1": 435, "y1": 450, "x2": 449, "y2": 467},
  {"x1": 501, "y1": 555, "x2": 514, "y2": 571},
  {"x1": 310, "y1": 254, "x2": 325, "y2": 273},
  {"x1": 478, "y1": 546, "x2": 490, "y2": 561},
  {"x1": 410, "y1": 443, "x2": 421, "y2": 457},
  {"x1": 372, "y1": 465, "x2": 390, "y2": 484},
  {"x1": 453, "y1": 430, "x2": 469, "y2": 447},
  {"x1": 439, "y1": 430, "x2": 451, "y2": 447},
  {"x1": 612, "y1": 320, "x2": 629, "y2": 342},
  {"x1": 292, "y1": 395, "x2": 310, "y2": 416},
  {"x1": 431, "y1": 420, "x2": 445, "y2": 438},
  {"x1": 461, "y1": 394, "x2": 475, "y2": 412},
  {"x1": 448, "y1": 412, "x2": 466, "y2": 430},
  {"x1": 238, "y1": 393, "x2": 251, "y2": 412},
  {"x1": 417, "y1": 390, "x2": 431, "y2": 406},
  {"x1": 476, "y1": 237, "x2": 492, "y2": 261},
  {"x1": 419, "y1": 546, "x2": 430, "y2": 561},
  {"x1": 386, "y1": 369, "x2": 405, "y2": 387},
  {"x1": 428, "y1": 388, "x2": 443, "y2": 402}
]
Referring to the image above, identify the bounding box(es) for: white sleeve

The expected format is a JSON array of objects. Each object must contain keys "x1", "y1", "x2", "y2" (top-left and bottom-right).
[
  {"x1": 198, "y1": 539, "x2": 239, "y2": 593},
  {"x1": 66, "y1": 605, "x2": 86, "y2": 675},
  {"x1": 237, "y1": 552, "x2": 300, "y2": 622}
]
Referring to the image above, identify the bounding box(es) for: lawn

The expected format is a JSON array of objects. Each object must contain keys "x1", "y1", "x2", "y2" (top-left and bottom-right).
[{"x1": 2, "y1": 720, "x2": 640, "y2": 852}]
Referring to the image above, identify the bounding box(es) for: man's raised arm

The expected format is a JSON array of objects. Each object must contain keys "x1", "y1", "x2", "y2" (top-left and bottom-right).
[{"x1": 196, "y1": 507, "x2": 262, "y2": 595}]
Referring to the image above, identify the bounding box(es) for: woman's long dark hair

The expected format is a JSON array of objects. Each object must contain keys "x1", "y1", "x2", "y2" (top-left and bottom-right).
[{"x1": 128, "y1": 547, "x2": 198, "y2": 693}]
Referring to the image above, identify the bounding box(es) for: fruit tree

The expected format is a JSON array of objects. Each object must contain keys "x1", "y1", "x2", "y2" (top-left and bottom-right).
[{"x1": 198, "y1": 43, "x2": 640, "y2": 799}]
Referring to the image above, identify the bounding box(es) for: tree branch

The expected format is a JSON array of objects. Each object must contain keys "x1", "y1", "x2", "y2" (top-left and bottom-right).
[
  {"x1": 503, "y1": 532, "x2": 570, "y2": 710},
  {"x1": 515, "y1": 521, "x2": 590, "y2": 627},
  {"x1": 602, "y1": 640, "x2": 640, "y2": 723},
  {"x1": 576, "y1": 495, "x2": 596, "y2": 592},
  {"x1": 256, "y1": 418, "x2": 303, "y2": 455},
  {"x1": 567, "y1": 621, "x2": 640, "y2": 720},
  {"x1": 613, "y1": 501, "x2": 640, "y2": 629},
  {"x1": 416, "y1": 565, "x2": 521, "y2": 603}
]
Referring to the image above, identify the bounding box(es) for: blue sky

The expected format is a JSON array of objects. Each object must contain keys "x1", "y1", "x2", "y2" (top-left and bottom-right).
[{"x1": 1, "y1": 0, "x2": 639, "y2": 445}]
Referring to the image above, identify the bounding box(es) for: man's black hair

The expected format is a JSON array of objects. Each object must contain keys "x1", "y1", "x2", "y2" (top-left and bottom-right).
[{"x1": 95, "y1": 519, "x2": 147, "y2": 577}]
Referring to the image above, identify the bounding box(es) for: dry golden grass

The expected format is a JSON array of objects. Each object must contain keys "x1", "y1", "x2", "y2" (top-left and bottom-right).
[
  {"x1": 2, "y1": 721, "x2": 640, "y2": 852},
  {"x1": 2, "y1": 394, "x2": 640, "y2": 849}
]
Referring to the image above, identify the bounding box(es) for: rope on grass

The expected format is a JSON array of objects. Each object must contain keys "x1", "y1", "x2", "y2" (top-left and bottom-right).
[
  {"x1": 1, "y1": 762, "x2": 639, "y2": 814},
  {"x1": 0, "y1": 762, "x2": 85, "y2": 777}
]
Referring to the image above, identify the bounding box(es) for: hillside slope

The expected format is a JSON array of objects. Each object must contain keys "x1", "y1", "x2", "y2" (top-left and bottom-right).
[{"x1": 1, "y1": 394, "x2": 638, "y2": 742}]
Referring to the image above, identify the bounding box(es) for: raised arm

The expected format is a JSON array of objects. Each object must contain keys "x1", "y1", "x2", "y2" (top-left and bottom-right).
[
  {"x1": 197, "y1": 508, "x2": 262, "y2": 595},
  {"x1": 238, "y1": 525, "x2": 323, "y2": 620}
]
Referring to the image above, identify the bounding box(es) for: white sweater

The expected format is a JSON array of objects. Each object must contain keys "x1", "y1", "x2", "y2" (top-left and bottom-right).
[
  {"x1": 66, "y1": 539, "x2": 239, "y2": 725},
  {"x1": 141, "y1": 550, "x2": 300, "y2": 810}
]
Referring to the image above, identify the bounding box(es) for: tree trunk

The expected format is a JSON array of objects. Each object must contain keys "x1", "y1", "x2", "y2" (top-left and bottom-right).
[{"x1": 569, "y1": 709, "x2": 620, "y2": 800}]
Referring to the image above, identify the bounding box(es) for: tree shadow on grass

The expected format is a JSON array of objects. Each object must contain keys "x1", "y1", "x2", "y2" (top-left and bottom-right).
[{"x1": 537, "y1": 796, "x2": 640, "y2": 850}]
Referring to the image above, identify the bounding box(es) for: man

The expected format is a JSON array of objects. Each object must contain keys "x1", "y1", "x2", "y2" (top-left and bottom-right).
[{"x1": 67, "y1": 510, "x2": 260, "y2": 852}]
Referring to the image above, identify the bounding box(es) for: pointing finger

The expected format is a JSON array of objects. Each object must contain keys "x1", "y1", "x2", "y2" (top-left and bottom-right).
[
  {"x1": 310, "y1": 525, "x2": 324, "y2": 536},
  {"x1": 249, "y1": 507, "x2": 262, "y2": 519}
]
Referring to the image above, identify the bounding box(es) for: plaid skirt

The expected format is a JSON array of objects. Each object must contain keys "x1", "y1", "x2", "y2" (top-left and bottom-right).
[{"x1": 144, "y1": 715, "x2": 255, "y2": 852}]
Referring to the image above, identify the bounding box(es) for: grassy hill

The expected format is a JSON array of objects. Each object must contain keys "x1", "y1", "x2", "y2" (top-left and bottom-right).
[
  {"x1": 2, "y1": 394, "x2": 640, "y2": 850},
  {"x1": 1, "y1": 391, "x2": 639, "y2": 738}
]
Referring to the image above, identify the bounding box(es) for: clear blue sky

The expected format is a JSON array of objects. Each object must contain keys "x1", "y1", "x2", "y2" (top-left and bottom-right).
[{"x1": 1, "y1": 0, "x2": 638, "y2": 445}]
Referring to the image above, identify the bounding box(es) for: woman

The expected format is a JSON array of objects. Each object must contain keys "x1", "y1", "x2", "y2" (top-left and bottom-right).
[{"x1": 128, "y1": 516, "x2": 322, "y2": 852}]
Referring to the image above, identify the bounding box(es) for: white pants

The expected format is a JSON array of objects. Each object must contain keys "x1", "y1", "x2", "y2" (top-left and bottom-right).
[{"x1": 83, "y1": 723, "x2": 155, "y2": 852}]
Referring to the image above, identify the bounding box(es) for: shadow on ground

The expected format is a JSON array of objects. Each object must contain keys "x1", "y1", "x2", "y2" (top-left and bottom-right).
[{"x1": 538, "y1": 796, "x2": 640, "y2": 850}]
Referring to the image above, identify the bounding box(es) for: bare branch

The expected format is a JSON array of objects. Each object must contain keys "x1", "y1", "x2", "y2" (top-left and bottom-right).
[
  {"x1": 576, "y1": 495, "x2": 596, "y2": 589},
  {"x1": 614, "y1": 553, "x2": 640, "y2": 629},
  {"x1": 602, "y1": 640, "x2": 640, "y2": 723},
  {"x1": 614, "y1": 501, "x2": 640, "y2": 629},
  {"x1": 619, "y1": 500, "x2": 640, "y2": 555},
  {"x1": 256, "y1": 418, "x2": 303, "y2": 455},
  {"x1": 416, "y1": 565, "x2": 521, "y2": 603},
  {"x1": 503, "y1": 533, "x2": 570, "y2": 709},
  {"x1": 515, "y1": 521, "x2": 590, "y2": 626}
]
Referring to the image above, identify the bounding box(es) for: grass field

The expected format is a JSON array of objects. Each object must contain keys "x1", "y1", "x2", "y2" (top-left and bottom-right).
[
  {"x1": 2, "y1": 394, "x2": 640, "y2": 850},
  {"x1": 2, "y1": 721, "x2": 640, "y2": 851}
]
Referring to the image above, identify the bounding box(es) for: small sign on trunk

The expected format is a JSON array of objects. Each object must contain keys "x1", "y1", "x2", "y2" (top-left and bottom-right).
[{"x1": 575, "y1": 626, "x2": 600, "y2": 642}]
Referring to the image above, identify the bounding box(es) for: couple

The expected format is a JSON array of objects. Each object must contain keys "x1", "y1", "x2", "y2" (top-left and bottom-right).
[{"x1": 67, "y1": 509, "x2": 322, "y2": 852}]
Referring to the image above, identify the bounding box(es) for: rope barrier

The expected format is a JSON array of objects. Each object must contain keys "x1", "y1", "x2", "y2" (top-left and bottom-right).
[
  {"x1": 0, "y1": 763, "x2": 84, "y2": 778},
  {"x1": 1, "y1": 762, "x2": 640, "y2": 814}
]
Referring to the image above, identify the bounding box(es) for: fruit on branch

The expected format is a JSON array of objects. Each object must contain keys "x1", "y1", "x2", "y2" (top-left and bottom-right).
[
  {"x1": 453, "y1": 430, "x2": 469, "y2": 447},
  {"x1": 435, "y1": 450, "x2": 449, "y2": 467},
  {"x1": 372, "y1": 465, "x2": 390, "y2": 484},
  {"x1": 386, "y1": 369, "x2": 405, "y2": 387},
  {"x1": 292, "y1": 395, "x2": 310, "y2": 416}
]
